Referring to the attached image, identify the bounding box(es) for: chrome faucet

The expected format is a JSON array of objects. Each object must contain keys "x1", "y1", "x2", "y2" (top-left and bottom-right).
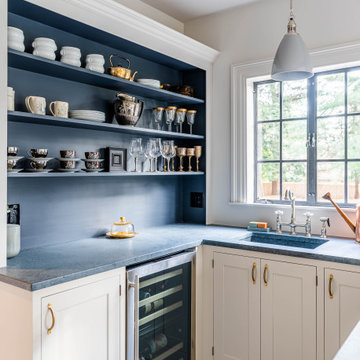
[{"x1": 275, "y1": 189, "x2": 313, "y2": 236}]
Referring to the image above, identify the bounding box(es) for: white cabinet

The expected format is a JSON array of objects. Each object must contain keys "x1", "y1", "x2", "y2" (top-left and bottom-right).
[
  {"x1": 324, "y1": 268, "x2": 360, "y2": 360},
  {"x1": 213, "y1": 253, "x2": 317, "y2": 360},
  {"x1": 214, "y1": 253, "x2": 260, "y2": 360},
  {"x1": 41, "y1": 276, "x2": 120, "y2": 360},
  {"x1": 261, "y1": 260, "x2": 317, "y2": 360},
  {"x1": 0, "y1": 267, "x2": 126, "y2": 360}
]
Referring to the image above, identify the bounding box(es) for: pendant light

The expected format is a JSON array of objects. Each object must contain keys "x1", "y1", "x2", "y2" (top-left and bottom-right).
[{"x1": 271, "y1": 0, "x2": 313, "y2": 81}]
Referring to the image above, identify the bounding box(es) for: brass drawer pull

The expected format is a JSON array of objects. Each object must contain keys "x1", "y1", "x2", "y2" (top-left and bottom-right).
[
  {"x1": 329, "y1": 274, "x2": 334, "y2": 299},
  {"x1": 47, "y1": 304, "x2": 55, "y2": 335},
  {"x1": 252, "y1": 263, "x2": 256, "y2": 284},
  {"x1": 263, "y1": 264, "x2": 268, "y2": 286}
]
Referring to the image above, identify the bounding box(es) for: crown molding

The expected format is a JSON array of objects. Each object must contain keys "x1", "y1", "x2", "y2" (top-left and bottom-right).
[{"x1": 25, "y1": 0, "x2": 219, "y2": 70}]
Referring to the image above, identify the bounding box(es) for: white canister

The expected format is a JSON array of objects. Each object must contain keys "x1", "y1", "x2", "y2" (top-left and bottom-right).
[
  {"x1": 85, "y1": 54, "x2": 105, "y2": 73},
  {"x1": 32, "y1": 37, "x2": 57, "y2": 60},
  {"x1": 8, "y1": 26, "x2": 25, "y2": 52},
  {"x1": 7, "y1": 87, "x2": 15, "y2": 111},
  {"x1": 60, "y1": 46, "x2": 81, "y2": 67},
  {"x1": 7, "y1": 224, "x2": 21, "y2": 258}
]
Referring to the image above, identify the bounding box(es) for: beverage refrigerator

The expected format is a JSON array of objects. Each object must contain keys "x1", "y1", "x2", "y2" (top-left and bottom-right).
[{"x1": 127, "y1": 250, "x2": 196, "y2": 360}]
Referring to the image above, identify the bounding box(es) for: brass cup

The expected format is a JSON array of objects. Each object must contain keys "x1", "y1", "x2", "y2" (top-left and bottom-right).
[
  {"x1": 194, "y1": 146, "x2": 202, "y2": 172},
  {"x1": 186, "y1": 148, "x2": 195, "y2": 172},
  {"x1": 171, "y1": 146, "x2": 178, "y2": 172},
  {"x1": 176, "y1": 147, "x2": 187, "y2": 172}
]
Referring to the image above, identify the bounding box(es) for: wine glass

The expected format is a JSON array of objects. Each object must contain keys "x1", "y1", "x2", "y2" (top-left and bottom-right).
[
  {"x1": 186, "y1": 110, "x2": 197, "y2": 134},
  {"x1": 153, "y1": 107, "x2": 164, "y2": 130},
  {"x1": 129, "y1": 138, "x2": 143, "y2": 172},
  {"x1": 161, "y1": 140, "x2": 176, "y2": 172},
  {"x1": 149, "y1": 138, "x2": 162, "y2": 172},
  {"x1": 194, "y1": 146, "x2": 202, "y2": 172},
  {"x1": 176, "y1": 147, "x2": 186, "y2": 172},
  {"x1": 186, "y1": 147, "x2": 195, "y2": 172},
  {"x1": 165, "y1": 106, "x2": 177, "y2": 132},
  {"x1": 174, "y1": 108, "x2": 186, "y2": 133},
  {"x1": 144, "y1": 141, "x2": 153, "y2": 172}
]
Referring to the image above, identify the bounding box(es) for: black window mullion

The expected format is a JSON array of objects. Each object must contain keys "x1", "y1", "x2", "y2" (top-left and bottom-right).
[{"x1": 308, "y1": 76, "x2": 317, "y2": 205}]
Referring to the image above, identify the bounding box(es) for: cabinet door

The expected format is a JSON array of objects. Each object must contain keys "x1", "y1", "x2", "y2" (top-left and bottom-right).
[
  {"x1": 213, "y1": 252, "x2": 260, "y2": 360},
  {"x1": 325, "y1": 269, "x2": 360, "y2": 360},
  {"x1": 41, "y1": 276, "x2": 120, "y2": 360},
  {"x1": 261, "y1": 260, "x2": 316, "y2": 360}
]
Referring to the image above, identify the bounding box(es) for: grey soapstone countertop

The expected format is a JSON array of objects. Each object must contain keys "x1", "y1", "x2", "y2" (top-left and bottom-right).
[
  {"x1": 1, "y1": 223, "x2": 360, "y2": 291},
  {"x1": 333, "y1": 321, "x2": 360, "y2": 360}
]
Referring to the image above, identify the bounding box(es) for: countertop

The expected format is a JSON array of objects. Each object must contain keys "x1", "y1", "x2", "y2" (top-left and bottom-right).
[
  {"x1": 334, "y1": 321, "x2": 360, "y2": 360},
  {"x1": 1, "y1": 223, "x2": 360, "y2": 291}
]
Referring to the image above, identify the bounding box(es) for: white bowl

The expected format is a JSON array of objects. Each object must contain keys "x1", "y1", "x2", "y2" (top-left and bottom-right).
[
  {"x1": 60, "y1": 58, "x2": 81, "y2": 67},
  {"x1": 33, "y1": 49, "x2": 56, "y2": 60},
  {"x1": 85, "y1": 64, "x2": 105, "y2": 73},
  {"x1": 8, "y1": 41, "x2": 25, "y2": 52},
  {"x1": 86, "y1": 54, "x2": 105, "y2": 65},
  {"x1": 8, "y1": 26, "x2": 24, "y2": 41},
  {"x1": 60, "y1": 46, "x2": 81, "y2": 57}
]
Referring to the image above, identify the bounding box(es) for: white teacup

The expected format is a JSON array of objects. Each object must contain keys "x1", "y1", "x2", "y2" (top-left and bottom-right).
[
  {"x1": 49, "y1": 101, "x2": 69, "y2": 118},
  {"x1": 25, "y1": 96, "x2": 46, "y2": 115}
]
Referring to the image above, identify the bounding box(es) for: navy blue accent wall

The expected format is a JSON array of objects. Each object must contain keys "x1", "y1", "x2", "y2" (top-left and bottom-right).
[{"x1": 7, "y1": 0, "x2": 207, "y2": 250}]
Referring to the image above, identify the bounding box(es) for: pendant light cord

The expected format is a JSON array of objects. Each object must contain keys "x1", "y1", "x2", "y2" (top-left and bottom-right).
[{"x1": 290, "y1": 0, "x2": 294, "y2": 19}]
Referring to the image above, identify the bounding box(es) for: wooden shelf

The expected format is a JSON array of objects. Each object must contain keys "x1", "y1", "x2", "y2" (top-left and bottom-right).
[
  {"x1": 8, "y1": 111, "x2": 205, "y2": 140},
  {"x1": 8, "y1": 50, "x2": 205, "y2": 105},
  {"x1": 8, "y1": 171, "x2": 205, "y2": 178}
]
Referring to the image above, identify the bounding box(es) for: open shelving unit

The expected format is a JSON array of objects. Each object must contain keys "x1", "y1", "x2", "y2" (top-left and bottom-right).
[{"x1": 8, "y1": 111, "x2": 205, "y2": 140}]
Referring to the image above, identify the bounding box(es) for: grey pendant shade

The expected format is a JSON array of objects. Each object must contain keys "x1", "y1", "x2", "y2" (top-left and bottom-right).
[{"x1": 271, "y1": 0, "x2": 313, "y2": 81}]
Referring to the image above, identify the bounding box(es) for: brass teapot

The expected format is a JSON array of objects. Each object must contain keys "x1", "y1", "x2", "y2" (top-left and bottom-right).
[{"x1": 109, "y1": 54, "x2": 138, "y2": 81}]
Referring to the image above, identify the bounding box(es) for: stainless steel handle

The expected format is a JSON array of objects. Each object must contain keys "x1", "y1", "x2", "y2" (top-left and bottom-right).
[{"x1": 130, "y1": 275, "x2": 140, "y2": 359}]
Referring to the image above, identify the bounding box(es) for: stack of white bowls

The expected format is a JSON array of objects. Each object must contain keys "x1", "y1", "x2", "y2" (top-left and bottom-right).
[
  {"x1": 69, "y1": 110, "x2": 105, "y2": 123},
  {"x1": 8, "y1": 26, "x2": 25, "y2": 52},
  {"x1": 32, "y1": 37, "x2": 57, "y2": 60},
  {"x1": 136, "y1": 78, "x2": 161, "y2": 88},
  {"x1": 60, "y1": 46, "x2": 82, "y2": 67},
  {"x1": 86, "y1": 54, "x2": 105, "y2": 73}
]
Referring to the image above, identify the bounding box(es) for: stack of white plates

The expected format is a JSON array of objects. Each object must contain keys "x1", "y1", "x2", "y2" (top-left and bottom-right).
[
  {"x1": 69, "y1": 110, "x2": 106, "y2": 123},
  {"x1": 136, "y1": 79, "x2": 161, "y2": 88}
]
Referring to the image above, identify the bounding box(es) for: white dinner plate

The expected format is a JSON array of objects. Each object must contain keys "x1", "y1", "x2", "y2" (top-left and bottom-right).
[
  {"x1": 81, "y1": 158, "x2": 104, "y2": 162},
  {"x1": 81, "y1": 168, "x2": 104, "y2": 172}
]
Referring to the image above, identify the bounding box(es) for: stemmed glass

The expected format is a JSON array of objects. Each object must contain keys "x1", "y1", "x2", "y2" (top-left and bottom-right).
[
  {"x1": 129, "y1": 138, "x2": 143, "y2": 172},
  {"x1": 165, "y1": 106, "x2": 177, "y2": 132},
  {"x1": 144, "y1": 141, "x2": 154, "y2": 172},
  {"x1": 153, "y1": 107, "x2": 164, "y2": 130},
  {"x1": 161, "y1": 140, "x2": 176, "y2": 172},
  {"x1": 149, "y1": 138, "x2": 162, "y2": 172},
  {"x1": 194, "y1": 146, "x2": 202, "y2": 172},
  {"x1": 176, "y1": 147, "x2": 186, "y2": 172},
  {"x1": 186, "y1": 110, "x2": 197, "y2": 134},
  {"x1": 174, "y1": 108, "x2": 186, "y2": 133}
]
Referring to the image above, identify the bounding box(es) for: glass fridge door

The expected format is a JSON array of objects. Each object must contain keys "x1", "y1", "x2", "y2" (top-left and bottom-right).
[{"x1": 127, "y1": 251, "x2": 194, "y2": 360}]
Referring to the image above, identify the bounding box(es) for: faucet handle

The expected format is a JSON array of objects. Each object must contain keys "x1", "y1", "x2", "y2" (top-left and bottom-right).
[
  {"x1": 320, "y1": 216, "x2": 330, "y2": 227},
  {"x1": 304, "y1": 212, "x2": 314, "y2": 220},
  {"x1": 275, "y1": 210, "x2": 284, "y2": 216},
  {"x1": 320, "y1": 217, "x2": 330, "y2": 238}
]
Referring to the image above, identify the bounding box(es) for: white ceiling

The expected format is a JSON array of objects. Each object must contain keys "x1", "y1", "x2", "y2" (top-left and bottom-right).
[{"x1": 140, "y1": 0, "x2": 259, "y2": 22}]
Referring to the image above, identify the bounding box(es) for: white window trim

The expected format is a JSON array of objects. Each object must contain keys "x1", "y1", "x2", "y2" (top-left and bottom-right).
[{"x1": 231, "y1": 40, "x2": 360, "y2": 206}]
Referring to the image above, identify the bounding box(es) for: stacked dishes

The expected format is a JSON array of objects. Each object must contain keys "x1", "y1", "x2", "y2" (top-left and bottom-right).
[
  {"x1": 8, "y1": 26, "x2": 25, "y2": 52},
  {"x1": 26, "y1": 148, "x2": 53, "y2": 173},
  {"x1": 56, "y1": 150, "x2": 80, "y2": 173},
  {"x1": 69, "y1": 110, "x2": 105, "y2": 123},
  {"x1": 136, "y1": 79, "x2": 161, "y2": 88},
  {"x1": 32, "y1": 37, "x2": 57, "y2": 60},
  {"x1": 81, "y1": 152, "x2": 104, "y2": 172},
  {"x1": 7, "y1": 147, "x2": 23, "y2": 173}
]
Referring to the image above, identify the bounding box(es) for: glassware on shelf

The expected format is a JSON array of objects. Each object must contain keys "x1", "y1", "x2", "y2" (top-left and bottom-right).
[
  {"x1": 161, "y1": 140, "x2": 176, "y2": 172},
  {"x1": 171, "y1": 146, "x2": 177, "y2": 172},
  {"x1": 194, "y1": 146, "x2": 202, "y2": 172},
  {"x1": 152, "y1": 107, "x2": 164, "y2": 130},
  {"x1": 129, "y1": 138, "x2": 143, "y2": 172},
  {"x1": 149, "y1": 138, "x2": 162, "y2": 172},
  {"x1": 174, "y1": 108, "x2": 187, "y2": 133},
  {"x1": 186, "y1": 148, "x2": 195, "y2": 172},
  {"x1": 176, "y1": 147, "x2": 186, "y2": 172},
  {"x1": 144, "y1": 141, "x2": 153, "y2": 172},
  {"x1": 165, "y1": 106, "x2": 177, "y2": 132},
  {"x1": 186, "y1": 110, "x2": 197, "y2": 134}
]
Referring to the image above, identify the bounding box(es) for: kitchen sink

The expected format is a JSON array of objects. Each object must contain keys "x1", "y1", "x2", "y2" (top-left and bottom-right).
[{"x1": 248, "y1": 232, "x2": 329, "y2": 249}]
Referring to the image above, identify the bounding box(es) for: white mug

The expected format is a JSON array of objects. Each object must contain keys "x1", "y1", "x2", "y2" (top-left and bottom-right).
[
  {"x1": 7, "y1": 224, "x2": 21, "y2": 258},
  {"x1": 25, "y1": 96, "x2": 46, "y2": 115},
  {"x1": 49, "y1": 101, "x2": 69, "y2": 118}
]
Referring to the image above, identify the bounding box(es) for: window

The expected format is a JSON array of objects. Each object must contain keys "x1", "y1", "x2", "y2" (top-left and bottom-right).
[{"x1": 254, "y1": 66, "x2": 360, "y2": 206}]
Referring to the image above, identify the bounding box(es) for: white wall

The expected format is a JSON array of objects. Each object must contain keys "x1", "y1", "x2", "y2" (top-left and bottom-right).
[
  {"x1": 185, "y1": 0, "x2": 360, "y2": 238},
  {"x1": 113, "y1": 0, "x2": 184, "y2": 33}
]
